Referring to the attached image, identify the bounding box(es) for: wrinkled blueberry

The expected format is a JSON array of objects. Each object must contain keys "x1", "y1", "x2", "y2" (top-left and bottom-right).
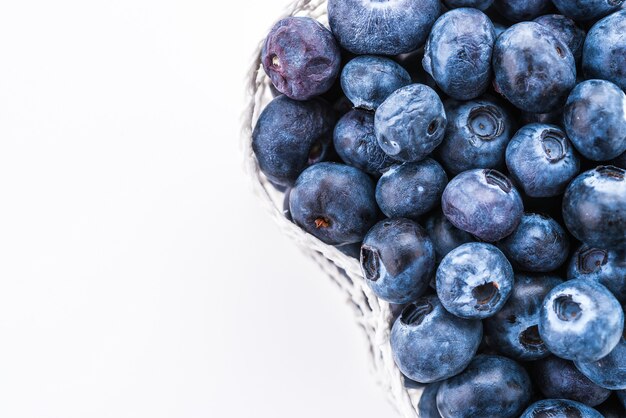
[
  {"x1": 252, "y1": 95, "x2": 335, "y2": 186},
  {"x1": 506, "y1": 123, "x2": 580, "y2": 198},
  {"x1": 583, "y1": 10, "x2": 626, "y2": 91},
  {"x1": 418, "y1": 382, "x2": 442, "y2": 418},
  {"x1": 493, "y1": 0, "x2": 553, "y2": 21},
  {"x1": 443, "y1": 0, "x2": 493, "y2": 10},
  {"x1": 520, "y1": 399, "x2": 603, "y2": 418},
  {"x1": 375, "y1": 84, "x2": 447, "y2": 162},
  {"x1": 424, "y1": 211, "x2": 474, "y2": 262},
  {"x1": 497, "y1": 213, "x2": 570, "y2": 272},
  {"x1": 423, "y1": 9, "x2": 495, "y2": 100},
  {"x1": 436, "y1": 97, "x2": 514, "y2": 175},
  {"x1": 442, "y1": 169, "x2": 524, "y2": 242},
  {"x1": 437, "y1": 242, "x2": 514, "y2": 319},
  {"x1": 289, "y1": 162, "x2": 378, "y2": 245},
  {"x1": 493, "y1": 22, "x2": 576, "y2": 113},
  {"x1": 327, "y1": 0, "x2": 441, "y2": 55},
  {"x1": 390, "y1": 295, "x2": 482, "y2": 383},
  {"x1": 375, "y1": 159, "x2": 447, "y2": 219},
  {"x1": 340, "y1": 55, "x2": 411, "y2": 110},
  {"x1": 562, "y1": 166, "x2": 626, "y2": 251},
  {"x1": 576, "y1": 335, "x2": 626, "y2": 390},
  {"x1": 534, "y1": 14, "x2": 586, "y2": 63},
  {"x1": 360, "y1": 218, "x2": 435, "y2": 304},
  {"x1": 539, "y1": 278, "x2": 624, "y2": 362},
  {"x1": 436, "y1": 355, "x2": 532, "y2": 418},
  {"x1": 553, "y1": 0, "x2": 624, "y2": 22},
  {"x1": 333, "y1": 109, "x2": 396, "y2": 175},
  {"x1": 567, "y1": 244, "x2": 626, "y2": 304},
  {"x1": 531, "y1": 356, "x2": 611, "y2": 406},
  {"x1": 484, "y1": 274, "x2": 562, "y2": 360},
  {"x1": 563, "y1": 80, "x2": 626, "y2": 161},
  {"x1": 261, "y1": 17, "x2": 341, "y2": 100}
]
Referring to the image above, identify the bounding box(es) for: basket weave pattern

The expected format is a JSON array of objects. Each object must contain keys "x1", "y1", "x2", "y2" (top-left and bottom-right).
[{"x1": 241, "y1": 1, "x2": 421, "y2": 416}]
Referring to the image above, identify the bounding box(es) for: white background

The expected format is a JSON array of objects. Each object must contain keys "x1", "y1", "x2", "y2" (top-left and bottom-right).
[{"x1": 0, "y1": 1, "x2": 397, "y2": 417}]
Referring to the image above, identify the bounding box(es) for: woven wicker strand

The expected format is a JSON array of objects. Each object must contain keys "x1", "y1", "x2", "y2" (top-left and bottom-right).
[{"x1": 241, "y1": 1, "x2": 422, "y2": 416}]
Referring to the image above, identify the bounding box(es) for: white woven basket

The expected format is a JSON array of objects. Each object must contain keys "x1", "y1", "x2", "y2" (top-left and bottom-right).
[{"x1": 241, "y1": 1, "x2": 422, "y2": 416}]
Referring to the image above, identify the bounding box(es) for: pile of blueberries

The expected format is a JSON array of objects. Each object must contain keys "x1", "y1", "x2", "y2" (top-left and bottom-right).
[{"x1": 252, "y1": 0, "x2": 626, "y2": 417}]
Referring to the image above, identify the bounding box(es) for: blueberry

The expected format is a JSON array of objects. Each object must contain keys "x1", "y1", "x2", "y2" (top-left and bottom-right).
[
  {"x1": 531, "y1": 356, "x2": 611, "y2": 406},
  {"x1": 484, "y1": 274, "x2": 562, "y2": 360},
  {"x1": 497, "y1": 213, "x2": 570, "y2": 272},
  {"x1": 441, "y1": 169, "x2": 524, "y2": 242},
  {"x1": 422, "y1": 9, "x2": 495, "y2": 100},
  {"x1": 583, "y1": 10, "x2": 626, "y2": 91},
  {"x1": 261, "y1": 17, "x2": 341, "y2": 100},
  {"x1": 539, "y1": 278, "x2": 624, "y2": 362},
  {"x1": 443, "y1": 0, "x2": 494, "y2": 10},
  {"x1": 493, "y1": 22, "x2": 509, "y2": 38},
  {"x1": 552, "y1": 0, "x2": 624, "y2": 22},
  {"x1": 390, "y1": 295, "x2": 482, "y2": 383},
  {"x1": 333, "y1": 109, "x2": 396, "y2": 175},
  {"x1": 493, "y1": 22, "x2": 577, "y2": 113},
  {"x1": 289, "y1": 162, "x2": 378, "y2": 245},
  {"x1": 375, "y1": 84, "x2": 447, "y2": 162},
  {"x1": 424, "y1": 211, "x2": 474, "y2": 262},
  {"x1": 520, "y1": 399, "x2": 603, "y2": 418},
  {"x1": 493, "y1": 0, "x2": 554, "y2": 21},
  {"x1": 327, "y1": 0, "x2": 441, "y2": 55},
  {"x1": 575, "y1": 335, "x2": 626, "y2": 390},
  {"x1": 568, "y1": 244, "x2": 626, "y2": 304},
  {"x1": 436, "y1": 97, "x2": 514, "y2": 175},
  {"x1": 534, "y1": 14, "x2": 586, "y2": 63},
  {"x1": 563, "y1": 80, "x2": 626, "y2": 161},
  {"x1": 436, "y1": 355, "x2": 532, "y2": 418},
  {"x1": 375, "y1": 159, "x2": 448, "y2": 220},
  {"x1": 520, "y1": 109, "x2": 564, "y2": 126},
  {"x1": 335, "y1": 242, "x2": 361, "y2": 259},
  {"x1": 562, "y1": 166, "x2": 626, "y2": 251},
  {"x1": 506, "y1": 123, "x2": 580, "y2": 198},
  {"x1": 252, "y1": 95, "x2": 335, "y2": 186},
  {"x1": 417, "y1": 382, "x2": 442, "y2": 418},
  {"x1": 360, "y1": 218, "x2": 435, "y2": 304},
  {"x1": 437, "y1": 242, "x2": 514, "y2": 319},
  {"x1": 340, "y1": 56, "x2": 411, "y2": 110}
]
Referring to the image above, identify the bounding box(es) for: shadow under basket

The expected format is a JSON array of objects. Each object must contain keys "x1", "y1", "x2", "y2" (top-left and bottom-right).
[{"x1": 241, "y1": 0, "x2": 423, "y2": 416}]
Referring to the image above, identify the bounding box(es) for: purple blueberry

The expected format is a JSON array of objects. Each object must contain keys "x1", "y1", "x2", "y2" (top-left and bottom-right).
[
  {"x1": 531, "y1": 356, "x2": 611, "y2": 407},
  {"x1": 289, "y1": 162, "x2": 378, "y2": 245},
  {"x1": 390, "y1": 295, "x2": 482, "y2": 383},
  {"x1": 567, "y1": 244, "x2": 626, "y2": 304},
  {"x1": 422, "y1": 9, "x2": 495, "y2": 100},
  {"x1": 436, "y1": 355, "x2": 532, "y2": 418},
  {"x1": 493, "y1": 22, "x2": 577, "y2": 113},
  {"x1": 436, "y1": 243, "x2": 514, "y2": 319},
  {"x1": 583, "y1": 10, "x2": 626, "y2": 91},
  {"x1": 539, "y1": 278, "x2": 624, "y2": 362},
  {"x1": 576, "y1": 335, "x2": 626, "y2": 390},
  {"x1": 436, "y1": 97, "x2": 514, "y2": 175},
  {"x1": 375, "y1": 159, "x2": 448, "y2": 220},
  {"x1": 360, "y1": 218, "x2": 435, "y2": 304},
  {"x1": 333, "y1": 109, "x2": 396, "y2": 175},
  {"x1": 520, "y1": 399, "x2": 603, "y2": 418},
  {"x1": 442, "y1": 169, "x2": 524, "y2": 242},
  {"x1": 340, "y1": 55, "x2": 411, "y2": 110},
  {"x1": 505, "y1": 123, "x2": 580, "y2": 198},
  {"x1": 497, "y1": 213, "x2": 570, "y2": 272},
  {"x1": 252, "y1": 95, "x2": 335, "y2": 186},
  {"x1": 484, "y1": 274, "x2": 563, "y2": 360},
  {"x1": 424, "y1": 211, "x2": 474, "y2": 262},
  {"x1": 563, "y1": 80, "x2": 626, "y2": 161},
  {"x1": 261, "y1": 17, "x2": 341, "y2": 100},
  {"x1": 534, "y1": 14, "x2": 586, "y2": 63},
  {"x1": 562, "y1": 166, "x2": 626, "y2": 251},
  {"x1": 492, "y1": 0, "x2": 554, "y2": 21},
  {"x1": 375, "y1": 84, "x2": 447, "y2": 162},
  {"x1": 327, "y1": 0, "x2": 441, "y2": 55},
  {"x1": 553, "y1": 0, "x2": 624, "y2": 21}
]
